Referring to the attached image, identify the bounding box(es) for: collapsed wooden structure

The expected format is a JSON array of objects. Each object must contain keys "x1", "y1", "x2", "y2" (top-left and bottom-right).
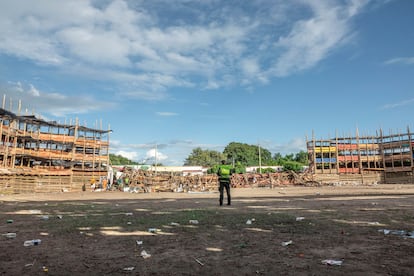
[
  {"x1": 0, "y1": 98, "x2": 110, "y2": 194},
  {"x1": 307, "y1": 128, "x2": 414, "y2": 184},
  {"x1": 117, "y1": 167, "x2": 320, "y2": 193}
]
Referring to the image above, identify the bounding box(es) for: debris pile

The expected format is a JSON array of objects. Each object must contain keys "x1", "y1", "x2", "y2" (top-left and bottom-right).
[{"x1": 115, "y1": 168, "x2": 319, "y2": 193}]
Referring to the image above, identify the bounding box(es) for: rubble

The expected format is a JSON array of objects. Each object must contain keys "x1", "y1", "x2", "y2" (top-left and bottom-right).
[{"x1": 115, "y1": 167, "x2": 320, "y2": 193}]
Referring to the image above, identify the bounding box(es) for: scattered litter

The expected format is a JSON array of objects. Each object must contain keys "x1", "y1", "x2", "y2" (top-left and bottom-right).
[
  {"x1": 296, "y1": 217, "x2": 305, "y2": 221},
  {"x1": 194, "y1": 257, "x2": 204, "y2": 266},
  {"x1": 2, "y1": 233, "x2": 16, "y2": 239},
  {"x1": 170, "y1": 222, "x2": 180, "y2": 226},
  {"x1": 30, "y1": 210, "x2": 41, "y2": 214},
  {"x1": 42, "y1": 266, "x2": 48, "y2": 272},
  {"x1": 125, "y1": 212, "x2": 133, "y2": 216},
  {"x1": 24, "y1": 239, "x2": 41, "y2": 246},
  {"x1": 189, "y1": 220, "x2": 199, "y2": 224},
  {"x1": 281, "y1": 240, "x2": 293, "y2": 246},
  {"x1": 24, "y1": 260, "x2": 36, "y2": 267},
  {"x1": 123, "y1": 267, "x2": 135, "y2": 271},
  {"x1": 148, "y1": 228, "x2": 160, "y2": 233},
  {"x1": 127, "y1": 222, "x2": 132, "y2": 225},
  {"x1": 140, "y1": 250, "x2": 151, "y2": 259},
  {"x1": 136, "y1": 240, "x2": 143, "y2": 245},
  {"x1": 321, "y1": 259, "x2": 343, "y2": 266},
  {"x1": 56, "y1": 215, "x2": 63, "y2": 219},
  {"x1": 246, "y1": 219, "x2": 252, "y2": 225},
  {"x1": 379, "y1": 229, "x2": 414, "y2": 238},
  {"x1": 7, "y1": 219, "x2": 13, "y2": 224}
]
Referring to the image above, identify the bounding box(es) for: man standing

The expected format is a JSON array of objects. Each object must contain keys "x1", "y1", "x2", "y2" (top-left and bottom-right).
[{"x1": 217, "y1": 160, "x2": 234, "y2": 206}]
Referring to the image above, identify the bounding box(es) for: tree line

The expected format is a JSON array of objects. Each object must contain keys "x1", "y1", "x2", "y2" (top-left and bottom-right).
[
  {"x1": 109, "y1": 154, "x2": 139, "y2": 165},
  {"x1": 184, "y1": 142, "x2": 308, "y2": 172},
  {"x1": 110, "y1": 142, "x2": 309, "y2": 172}
]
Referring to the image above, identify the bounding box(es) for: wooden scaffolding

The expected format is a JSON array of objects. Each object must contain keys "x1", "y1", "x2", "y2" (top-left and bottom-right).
[
  {"x1": 307, "y1": 128, "x2": 414, "y2": 181},
  {"x1": 0, "y1": 97, "x2": 111, "y2": 193}
]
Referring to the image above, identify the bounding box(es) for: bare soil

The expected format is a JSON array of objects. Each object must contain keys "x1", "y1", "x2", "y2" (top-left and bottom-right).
[{"x1": 1, "y1": 184, "x2": 414, "y2": 276}]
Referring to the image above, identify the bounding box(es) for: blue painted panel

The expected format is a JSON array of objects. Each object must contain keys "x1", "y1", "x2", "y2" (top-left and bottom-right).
[{"x1": 316, "y1": 158, "x2": 337, "y2": 163}]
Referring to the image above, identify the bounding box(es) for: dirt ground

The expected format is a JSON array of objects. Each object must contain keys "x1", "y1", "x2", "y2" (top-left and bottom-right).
[{"x1": 1, "y1": 184, "x2": 414, "y2": 276}]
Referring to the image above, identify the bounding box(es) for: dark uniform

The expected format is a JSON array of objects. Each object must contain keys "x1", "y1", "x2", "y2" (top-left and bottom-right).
[{"x1": 217, "y1": 162, "x2": 233, "y2": 206}]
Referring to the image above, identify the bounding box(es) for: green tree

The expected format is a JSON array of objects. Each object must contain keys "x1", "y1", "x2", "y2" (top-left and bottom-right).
[
  {"x1": 184, "y1": 147, "x2": 224, "y2": 166},
  {"x1": 281, "y1": 160, "x2": 303, "y2": 172},
  {"x1": 284, "y1": 153, "x2": 295, "y2": 161},
  {"x1": 273, "y1": 152, "x2": 283, "y2": 165},
  {"x1": 223, "y1": 142, "x2": 272, "y2": 166},
  {"x1": 294, "y1": 150, "x2": 309, "y2": 165},
  {"x1": 259, "y1": 167, "x2": 276, "y2": 173},
  {"x1": 109, "y1": 154, "x2": 139, "y2": 165}
]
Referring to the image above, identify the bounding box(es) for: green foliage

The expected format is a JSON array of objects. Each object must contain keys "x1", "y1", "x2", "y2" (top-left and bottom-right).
[
  {"x1": 273, "y1": 151, "x2": 308, "y2": 166},
  {"x1": 184, "y1": 142, "x2": 308, "y2": 172},
  {"x1": 281, "y1": 161, "x2": 304, "y2": 172},
  {"x1": 234, "y1": 162, "x2": 246, "y2": 174},
  {"x1": 223, "y1": 142, "x2": 273, "y2": 167},
  {"x1": 184, "y1": 147, "x2": 225, "y2": 167},
  {"x1": 109, "y1": 154, "x2": 139, "y2": 165},
  {"x1": 294, "y1": 150, "x2": 309, "y2": 165},
  {"x1": 207, "y1": 164, "x2": 220, "y2": 174},
  {"x1": 258, "y1": 167, "x2": 276, "y2": 173}
]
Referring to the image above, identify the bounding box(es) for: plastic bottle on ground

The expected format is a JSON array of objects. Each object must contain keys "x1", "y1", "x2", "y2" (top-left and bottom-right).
[
  {"x1": 3, "y1": 233, "x2": 17, "y2": 238},
  {"x1": 23, "y1": 239, "x2": 41, "y2": 246}
]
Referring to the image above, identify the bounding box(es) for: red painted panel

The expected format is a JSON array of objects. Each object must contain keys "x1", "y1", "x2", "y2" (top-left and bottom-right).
[
  {"x1": 338, "y1": 155, "x2": 359, "y2": 161},
  {"x1": 338, "y1": 168, "x2": 360, "y2": 173},
  {"x1": 337, "y1": 144, "x2": 358, "y2": 150}
]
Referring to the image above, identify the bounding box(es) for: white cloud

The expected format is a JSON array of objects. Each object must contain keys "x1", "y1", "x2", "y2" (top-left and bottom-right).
[
  {"x1": 384, "y1": 57, "x2": 414, "y2": 65},
  {"x1": 241, "y1": 58, "x2": 260, "y2": 76},
  {"x1": 3, "y1": 82, "x2": 115, "y2": 117},
  {"x1": 28, "y1": 84, "x2": 40, "y2": 96},
  {"x1": 145, "y1": 148, "x2": 168, "y2": 161},
  {"x1": 115, "y1": 150, "x2": 138, "y2": 161},
  {"x1": 382, "y1": 98, "x2": 414, "y2": 110},
  {"x1": 57, "y1": 27, "x2": 131, "y2": 67},
  {"x1": 0, "y1": 0, "x2": 372, "y2": 99},
  {"x1": 270, "y1": 137, "x2": 306, "y2": 155},
  {"x1": 156, "y1": 112, "x2": 178, "y2": 116},
  {"x1": 272, "y1": 0, "x2": 367, "y2": 77},
  {"x1": 121, "y1": 90, "x2": 169, "y2": 101}
]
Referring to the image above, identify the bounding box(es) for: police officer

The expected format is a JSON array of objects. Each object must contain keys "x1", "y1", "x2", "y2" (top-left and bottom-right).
[{"x1": 217, "y1": 160, "x2": 234, "y2": 206}]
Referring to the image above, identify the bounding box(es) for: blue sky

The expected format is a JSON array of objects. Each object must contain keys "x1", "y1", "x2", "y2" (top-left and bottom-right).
[{"x1": 1, "y1": 0, "x2": 413, "y2": 165}]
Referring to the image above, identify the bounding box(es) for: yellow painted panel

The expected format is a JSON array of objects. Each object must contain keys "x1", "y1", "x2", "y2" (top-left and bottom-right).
[{"x1": 314, "y1": 147, "x2": 337, "y2": 153}]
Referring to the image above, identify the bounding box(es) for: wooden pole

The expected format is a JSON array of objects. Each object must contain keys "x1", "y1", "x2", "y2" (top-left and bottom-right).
[{"x1": 335, "y1": 130, "x2": 339, "y2": 174}]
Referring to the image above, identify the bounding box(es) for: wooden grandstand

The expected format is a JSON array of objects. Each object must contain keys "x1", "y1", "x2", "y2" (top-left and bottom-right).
[
  {"x1": 0, "y1": 96, "x2": 110, "y2": 193},
  {"x1": 307, "y1": 128, "x2": 414, "y2": 184}
]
